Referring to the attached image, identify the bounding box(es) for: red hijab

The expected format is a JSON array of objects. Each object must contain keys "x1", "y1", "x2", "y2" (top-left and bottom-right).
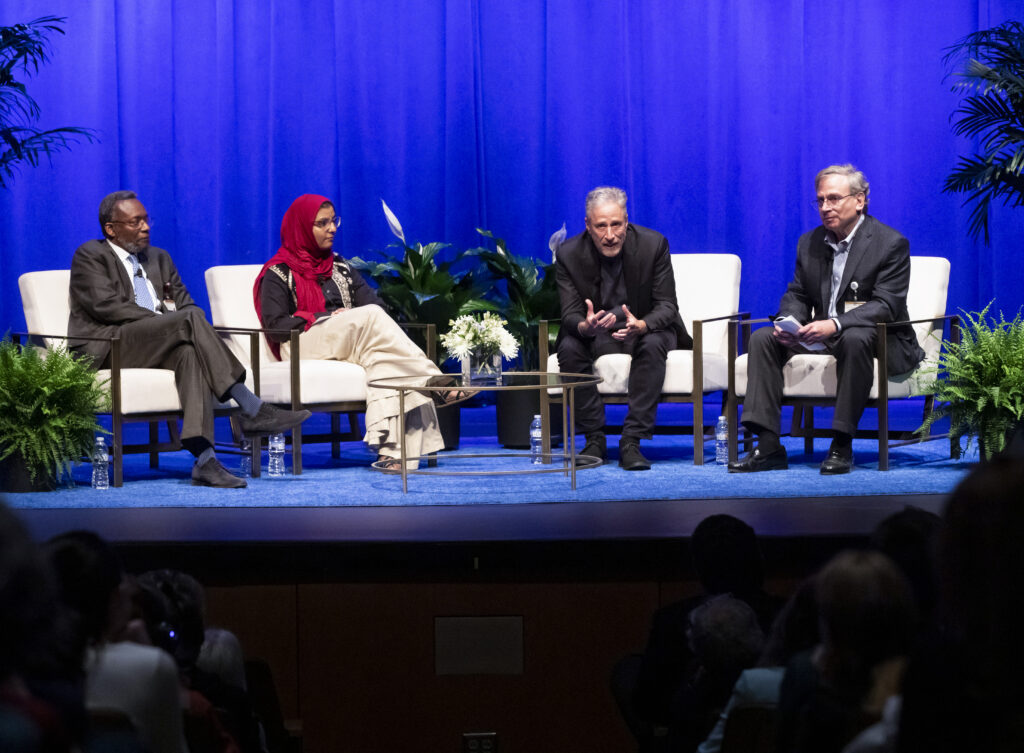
[{"x1": 253, "y1": 194, "x2": 336, "y2": 359}]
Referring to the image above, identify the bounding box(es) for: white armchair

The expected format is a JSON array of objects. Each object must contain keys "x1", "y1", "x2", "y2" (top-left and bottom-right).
[
  {"x1": 17, "y1": 269, "x2": 220, "y2": 486},
  {"x1": 727, "y1": 256, "x2": 955, "y2": 470},
  {"x1": 539, "y1": 253, "x2": 743, "y2": 464}
]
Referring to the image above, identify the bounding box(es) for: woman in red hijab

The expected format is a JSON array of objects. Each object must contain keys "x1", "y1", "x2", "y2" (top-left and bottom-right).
[{"x1": 254, "y1": 194, "x2": 446, "y2": 470}]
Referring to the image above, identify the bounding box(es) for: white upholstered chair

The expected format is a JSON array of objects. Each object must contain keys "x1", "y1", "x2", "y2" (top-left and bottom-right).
[
  {"x1": 206, "y1": 264, "x2": 390, "y2": 474},
  {"x1": 539, "y1": 253, "x2": 743, "y2": 464},
  {"x1": 727, "y1": 256, "x2": 954, "y2": 470},
  {"x1": 18, "y1": 269, "x2": 211, "y2": 487}
]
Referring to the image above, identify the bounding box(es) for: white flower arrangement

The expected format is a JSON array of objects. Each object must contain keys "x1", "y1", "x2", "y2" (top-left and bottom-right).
[{"x1": 441, "y1": 312, "x2": 520, "y2": 361}]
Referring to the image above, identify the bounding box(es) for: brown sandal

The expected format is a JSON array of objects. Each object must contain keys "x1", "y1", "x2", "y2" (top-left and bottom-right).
[
  {"x1": 375, "y1": 455, "x2": 403, "y2": 473},
  {"x1": 426, "y1": 376, "x2": 477, "y2": 407}
]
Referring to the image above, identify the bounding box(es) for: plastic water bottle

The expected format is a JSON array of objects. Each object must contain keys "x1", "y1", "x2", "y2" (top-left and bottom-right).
[
  {"x1": 715, "y1": 415, "x2": 729, "y2": 465},
  {"x1": 268, "y1": 433, "x2": 286, "y2": 477},
  {"x1": 238, "y1": 438, "x2": 252, "y2": 478},
  {"x1": 91, "y1": 436, "x2": 109, "y2": 489},
  {"x1": 530, "y1": 414, "x2": 543, "y2": 465}
]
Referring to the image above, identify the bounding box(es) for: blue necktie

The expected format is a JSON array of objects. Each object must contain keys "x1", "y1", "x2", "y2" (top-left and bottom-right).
[{"x1": 128, "y1": 255, "x2": 155, "y2": 311}]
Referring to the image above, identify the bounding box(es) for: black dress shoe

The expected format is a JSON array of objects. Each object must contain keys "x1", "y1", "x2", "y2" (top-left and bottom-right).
[
  {"x1": 192, "y1": 457, "x2": 247, "y2": 488},
  {"x1": 820, "y1": 448, "x2": 854, "y2": 475},
  {"x1": 728, "y1": 446, "x2": 788, "y2": 473},
  {"x1": 238, "y1": 403, "x2": 312, "y2": 436},
  {"x1": 580, "y1": 434, "x2": 607, "y2": 464},
  {"x1": 618, "y1": 441, "x2": 652, "y2": 471}
]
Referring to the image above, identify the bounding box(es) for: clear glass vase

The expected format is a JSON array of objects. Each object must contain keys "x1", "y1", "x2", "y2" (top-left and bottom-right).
[{"x1": 461, "y1": 351, "x2": 503, "y2": 386}]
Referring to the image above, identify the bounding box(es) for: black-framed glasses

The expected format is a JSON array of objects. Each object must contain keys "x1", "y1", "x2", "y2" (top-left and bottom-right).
[
  {"x1": 814, "y1": 194, "x2": 858, "y2": 209},
  {"x1": 313, "y1": 216, "x2": 341, "y2": 230},
  {"x1": 107, "y1": 214, "x2": 152, "y2": 229}
]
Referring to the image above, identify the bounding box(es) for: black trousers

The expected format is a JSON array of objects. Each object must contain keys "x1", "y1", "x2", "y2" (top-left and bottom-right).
[
  {"x1": 104, "y1": 308, "x2": 245, "y2": 444},
  {"x1": 742, "y1": 324, "x2": 877, "y2": 438},
  {"x1": 556, "y1": 328, "x2": 675, "y2": 441}
]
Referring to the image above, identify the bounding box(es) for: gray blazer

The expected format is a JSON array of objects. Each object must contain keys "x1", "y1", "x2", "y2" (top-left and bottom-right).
[{"x1": 68, "y1": 239, "x2": 197, "y2": 366}]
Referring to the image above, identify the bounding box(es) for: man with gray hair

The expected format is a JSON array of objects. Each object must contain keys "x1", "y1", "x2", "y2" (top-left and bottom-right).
[
  {"x1": 68, "y1": 191, "x2": 311, "y2": 487},
  {"x1": 554, "y1": 186, "x2": 691, "y2": 470},
  {"x1": 729, "y1": 165, "x2": 923, "y2": 475}
]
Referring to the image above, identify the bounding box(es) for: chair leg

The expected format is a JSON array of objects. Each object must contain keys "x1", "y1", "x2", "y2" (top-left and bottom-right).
[
  {"x1": 693, "y1": 396, "x2": 704, "y2": 465},
  {"x1": 879, "y1": 400, "x2": 890, "y2": 471},
  {"x1": 113, "y1": 419, "x2": 124, "y2": 488},
  {"x1": 331, "y1": 413, "x2": 341, "y2": 458},
  {"x1": 292, "y1": 426, "x2": 303, "y2": 475},
  {"x1": 804, "y1": 408, "x2": 814, "y2": 455},
  {"x1": 149, "y1": 422, "x2": 160, "y2": 468}
]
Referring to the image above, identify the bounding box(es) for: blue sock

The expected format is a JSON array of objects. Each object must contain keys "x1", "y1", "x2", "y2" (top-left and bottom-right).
[{"x1": 229, "y1": 383, "x2": 263, "y2": 417}]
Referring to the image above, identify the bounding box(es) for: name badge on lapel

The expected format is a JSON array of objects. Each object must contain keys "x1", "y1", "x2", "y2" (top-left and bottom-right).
[{"x1": 845, "y1": 280, "x2": 865, "y2": 312}]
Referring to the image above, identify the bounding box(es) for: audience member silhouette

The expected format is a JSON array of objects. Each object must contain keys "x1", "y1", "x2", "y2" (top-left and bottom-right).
[
  {"x1": 778, "y1": 550, "x2": 916, "y2": 753},
  {"x1": 1, "y1": 501, "x2": 78, "y2": 752},
  {"x1": 869, "y1": 506, "x2": 941, "y2": 633},
  {"x1": 613, "y1": 514, "x2": 783, "y2": 752},
  {"x1": 666, "y1": 594, "x2": 765, "y2": 753},
  {"x1": 43, "y1": 531, "x2": 187, "y2": 753},
  {"x1": 897, "y1": 457, "x2": 1024, "y2": 753},
  {"x1": 697, "y1": 576, "x2": 820, "y2": 753},
  {"x1": 136, "y1": 569, "x2": 262, "y2": 753}
]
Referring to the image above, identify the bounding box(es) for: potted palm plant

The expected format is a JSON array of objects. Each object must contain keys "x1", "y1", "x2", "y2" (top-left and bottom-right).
[
  {"x1": 1, "y1": 15, "x2": 96, "y2": 187},
  {"x1": 349, "y1": 201, "x2": 493, "y2": 448},
  {"x1": 917, "y1": 305, "x2": 1024, "y2": 460},
  {"x1": 0, "y1": 338, "x2": 109, "y2": 492},
  {"x1": 942, "y1": 20, "x2": 1024, "y2": 243},
  {"x1": 466, "y1": 226, "x2": 565, "y2": 447}
]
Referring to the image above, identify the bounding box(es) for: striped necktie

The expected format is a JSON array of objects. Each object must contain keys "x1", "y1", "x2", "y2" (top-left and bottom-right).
[{"x1": 128, "y1": 254, "x2": 155, "y2": 311}]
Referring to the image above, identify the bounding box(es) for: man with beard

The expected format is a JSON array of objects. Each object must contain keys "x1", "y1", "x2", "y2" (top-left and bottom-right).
[
  {"x1": 555, "y1": 186, "x2": 691, "y2": 470},
  {"x1": 68, "y1": 191, "x2": 310, "y2": 487}
]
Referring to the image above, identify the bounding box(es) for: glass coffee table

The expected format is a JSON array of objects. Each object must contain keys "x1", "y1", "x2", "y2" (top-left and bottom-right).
[{"x1": 367, "y1": 371, "x2": 603, "y2": 492}]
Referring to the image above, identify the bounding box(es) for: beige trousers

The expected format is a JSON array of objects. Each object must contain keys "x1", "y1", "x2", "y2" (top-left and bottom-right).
[{"x1": 281, "y1": 305, "x2": 444, "y2": 466}]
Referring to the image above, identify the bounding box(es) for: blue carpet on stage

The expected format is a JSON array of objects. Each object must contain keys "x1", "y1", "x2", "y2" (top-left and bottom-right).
[{"x1": 5, "y1": 403, "x2": 974, "y2": 510}]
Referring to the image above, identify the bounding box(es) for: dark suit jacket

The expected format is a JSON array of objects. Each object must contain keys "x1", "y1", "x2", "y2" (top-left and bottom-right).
[
  {"x1": 555, "y1": 223, "x2": 692, "y2": 349},
  {"x1": 68, "y1": 239, "x2": 198, "y2": 366},
  {"x1": 777, "y1": 214, "x2": 924, "y2": 375}
]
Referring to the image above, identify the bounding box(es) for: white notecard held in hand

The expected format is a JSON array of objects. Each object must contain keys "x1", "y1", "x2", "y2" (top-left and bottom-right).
[{"x1": 773, "y1": 315, "x2": 826, "y2": 351}]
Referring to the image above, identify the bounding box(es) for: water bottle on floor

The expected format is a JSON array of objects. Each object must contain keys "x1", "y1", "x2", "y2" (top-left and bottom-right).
[
  {"x1": 715, "y1": 415, "x2": 729, "y2": 465},
  {"x1": 238, "y1": 437, "x2": 252, "y2": 478},
  {"x1": 268, "y1": 433, "x2": 286, "y2": 477},
  {"x1": 92, "y1": 436, "x2": 109, "y2": 489},
  {"x1": 530, "y1": 414, "x2": 543, "y2": 465}
]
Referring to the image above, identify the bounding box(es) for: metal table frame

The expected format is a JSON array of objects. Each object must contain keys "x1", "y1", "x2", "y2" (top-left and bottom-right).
[{"x1": 367, "y1": 371, "x2": 603, "y2": 492}]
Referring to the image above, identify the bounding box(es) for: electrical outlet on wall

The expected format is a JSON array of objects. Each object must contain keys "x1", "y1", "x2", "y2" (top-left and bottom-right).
[{"x1": 462, "y1": 731, "x2": 497, "y2": 753}]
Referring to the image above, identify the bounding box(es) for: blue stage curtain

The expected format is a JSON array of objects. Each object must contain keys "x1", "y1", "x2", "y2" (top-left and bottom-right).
[{"x1": 2, "y1": 0, "x2": 1022, "y2": 332}]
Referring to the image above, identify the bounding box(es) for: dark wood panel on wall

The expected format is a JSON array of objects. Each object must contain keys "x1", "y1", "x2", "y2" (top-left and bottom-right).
[
  {"x1": 296, "y1": 582, "x2": 659, "y2": 753},
  {"x1": 204, "y1": 585, "x2": 300, "y2": 719}
]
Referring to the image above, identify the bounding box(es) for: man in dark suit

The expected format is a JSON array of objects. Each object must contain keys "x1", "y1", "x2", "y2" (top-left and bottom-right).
[
  {"x1": 555, "y1": 186, "x2": 691, "y2": 470},
  {"x1": 729, "y1": 165, "x2": 924, "y2": 475},
  {"x1": 69, "y1": 190, "x2": 310, "y2": 487}
]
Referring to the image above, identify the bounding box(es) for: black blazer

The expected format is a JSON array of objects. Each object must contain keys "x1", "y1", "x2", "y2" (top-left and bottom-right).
[
  {"x1": 68, "y1": 239, "x2": 197, "y2": 366},
  {"x1": 777, "y1": 214, "x2": 924, "y2": 375},
  {"x1": 555, "y1": 223, "x2": 691, "y2": 349}
]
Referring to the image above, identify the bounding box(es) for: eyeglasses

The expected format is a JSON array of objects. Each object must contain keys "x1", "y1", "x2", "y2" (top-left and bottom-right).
[
  {"x1": 814, "y1": 194, "x2": 858, "y2": 209},
  {"x1": 107, "y1": 214, "x2": 152, "y2": 229},
  {"x1": 313, "y1": 217, "x2": 341, "y2": 230}
]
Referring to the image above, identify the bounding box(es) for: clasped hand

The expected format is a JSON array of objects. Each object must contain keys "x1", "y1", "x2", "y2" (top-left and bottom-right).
[{"x1": 579, "y1": 299, "x2": 647, "y2": 341}]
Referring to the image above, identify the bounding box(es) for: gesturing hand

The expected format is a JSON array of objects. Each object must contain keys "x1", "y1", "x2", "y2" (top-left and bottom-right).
[
  {"x1": 612, "y1": 304, "x2": 647, "y2": 341},
  {"x1": 579, "y1": 298, "x2": 617, "y2": 336}
]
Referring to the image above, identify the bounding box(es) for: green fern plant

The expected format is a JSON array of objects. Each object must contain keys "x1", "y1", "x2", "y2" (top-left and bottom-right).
[
  {"x1": 0, "y1": 338, "x2": 109, "y2": 485},
  {"x1": 917, "y1": 304, "x2": 1024, "y2": 459}
]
